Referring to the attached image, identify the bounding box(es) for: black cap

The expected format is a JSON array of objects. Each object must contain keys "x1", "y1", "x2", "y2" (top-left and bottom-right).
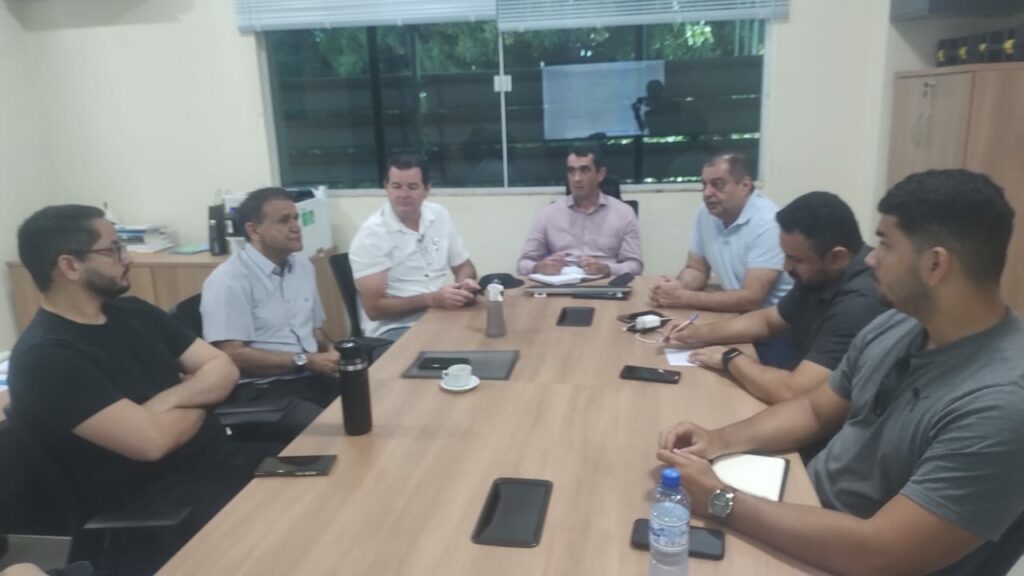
[
  {"x1": 334, "y1": 338, "x2": 366, "y2": 363},
  {"x1": 478, "y1": 273, "x2": 525, "y2": 290}
]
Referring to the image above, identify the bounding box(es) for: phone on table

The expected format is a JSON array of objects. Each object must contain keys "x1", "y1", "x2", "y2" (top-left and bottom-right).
[
  {"x1": 417, "y1": 356, "x2": 470, "y2": 371},
  {"x1": 620, "y1": 365, "x2": 681, "y2": 385},
  {"x1": 630, "y1": 518, "x2": 725, "y2": 560},
  {"x1": 254, "y1": 455, "x2": 337, "y2": 477},
  {"x1": 557, "y1": 306, "x2": 595, "y2": 327},
  {"x1": 472, "y1": 478, "x2": 553, "y2": 547}
]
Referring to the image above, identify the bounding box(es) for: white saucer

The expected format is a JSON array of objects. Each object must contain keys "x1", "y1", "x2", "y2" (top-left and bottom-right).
[{"x1": 440, "y1": 375, "x2": 480, "y2": 393}]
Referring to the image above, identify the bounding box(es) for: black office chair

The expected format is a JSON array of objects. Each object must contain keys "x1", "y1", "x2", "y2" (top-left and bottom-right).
[
  {"x1": 0, "y1": 407, "x2": 189, "y2": 571},
  {"x1": 975, "y1": 516, "x2": 1024, "y2": 575},
  {"x1": 327, "y1": 253, "x2": 392, "y2": 361},
  {"x1": 168, "y1": 295, "x2": 291, "y2": 429}
]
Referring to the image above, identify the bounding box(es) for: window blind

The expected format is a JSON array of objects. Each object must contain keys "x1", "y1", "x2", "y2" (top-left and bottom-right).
[
  {"x1": 236, "y1": 0, "x2": 497, "y2": 32},
  {"x1": 497, "y1": 0, "x2": 788, "y2": 32}
]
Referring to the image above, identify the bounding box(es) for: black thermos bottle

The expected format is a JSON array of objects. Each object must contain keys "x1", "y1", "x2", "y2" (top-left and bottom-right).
[{"x1": 335, "y1": 339, "x2": 372, "y2": 435}]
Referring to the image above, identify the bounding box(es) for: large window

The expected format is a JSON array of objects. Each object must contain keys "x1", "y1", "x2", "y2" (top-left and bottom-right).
[{"x1": 265, "y1": 20, "x2": 764, "y2": 189}]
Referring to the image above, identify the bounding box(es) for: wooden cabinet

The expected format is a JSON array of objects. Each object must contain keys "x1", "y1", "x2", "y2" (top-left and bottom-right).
[
  {"x1": 888, "y1": 63, "x2": 1024, "y2": 313},
  {"x1": 7, "y1": 248, "x2": 350, "y2": 341}
]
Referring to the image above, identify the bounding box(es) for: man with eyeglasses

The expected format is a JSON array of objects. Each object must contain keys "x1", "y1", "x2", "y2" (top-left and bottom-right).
[
  {"x1": 657, "y1": 170, "x2": 1024, "y2": 575},
  {"x1": 516, "y1": 144, "x2": 643, "y2": 277},
  {"x1": 349, "y1": 154, "x2": 479, "y2": 341},
  {"x1": 8, "y1": 205, "x2": 263, "y2": 573}
]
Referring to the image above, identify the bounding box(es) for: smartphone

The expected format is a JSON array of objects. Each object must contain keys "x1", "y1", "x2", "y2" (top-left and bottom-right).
[
  {"x1": 417, "y1": 356, "x2": 470, "y2": 371},
  {"x1": 254, "y1": 455, "x2": 336, "y2": 477},
  {"x1": 608, "y1": 272, "x2": 635, "y2": 287},
  {"x1": 472, "y1": 478, "x2": 553, "y2": 548},
  {"x1": 620, "y1": 365, "x2": 681, "y2": 385},
  {"x1": 630, "y1": 519, "x2": 725, "y2": 560},
  {"x1": 556, "y1": 306, "x2": 595, "y2": 327}
]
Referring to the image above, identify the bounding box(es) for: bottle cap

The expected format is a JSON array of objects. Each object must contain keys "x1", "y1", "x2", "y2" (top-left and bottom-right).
[
  {"x1": 334, "y1": 338, "x2": 366, "y2": 363},
  {"x1": 659, "y1": 467, "x2": 681, "y2": 488},
  {"x1": 487, "y1": 282, "x2": 504, "y2": 302}
]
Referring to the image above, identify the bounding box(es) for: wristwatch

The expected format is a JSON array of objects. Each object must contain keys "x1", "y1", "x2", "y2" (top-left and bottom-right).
[
  {"x1": 709, "y1": 488, "x2": 736, "y2": 520},
  {"x1": 721, "y1": 347, "x2": 743, "y2": 373},
  {"x1": 292, "y1": 352, "x2": 309, "y2": 372}
]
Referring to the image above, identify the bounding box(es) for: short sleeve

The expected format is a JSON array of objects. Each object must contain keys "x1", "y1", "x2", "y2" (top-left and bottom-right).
[
  {"x1": 901, "y1": 385, "x2": 1024, "y2": 541},
  {"x1": 804, "y1": 293, "x2": 887, "y2": 370},
  {"x1": 10, "y1": 343, "x2": 124, "y2": 432},
  {"x1": 443, "y1": 210, "x2": 470, "y2": 268},
  {"x1": 689, "y1": 211, "x2": 706, "y2": 258},
  {"x1": 744, "y1": 216, "x2": 785, "y2": 270},
  {"x1": 349, "y1": 223, "x2": 393, "y2": 279},
  {"x1": 201, "y1": 270, "x2": 255, "y2": 343}
]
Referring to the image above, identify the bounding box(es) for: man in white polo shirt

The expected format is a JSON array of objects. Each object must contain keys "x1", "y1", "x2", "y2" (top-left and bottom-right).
[{"x1": 349, "y1": 155, "x2": 479, "y2": 341}]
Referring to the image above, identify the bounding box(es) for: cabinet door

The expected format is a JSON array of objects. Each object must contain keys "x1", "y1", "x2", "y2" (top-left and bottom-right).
[
  {"x1": 965, "y1": 69, "x2": 1024, "y2": 314},
  {"x1": 887, "y1": 73, "x2": 973, "y2": 187}
]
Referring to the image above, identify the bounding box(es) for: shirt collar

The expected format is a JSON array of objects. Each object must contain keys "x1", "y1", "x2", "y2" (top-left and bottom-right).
[
  {"x1": 565, "y1": 191, "x2": 608, "y2": 211},
  {"x1": 730, "y1": 191, "x2": 762, "y2": 228},
  {"x1": 382, "y1": 201, "x2": 435, "y2": 235},
  {"x1": 243, "y1": 242, "x2": 293, "y2": 277}
]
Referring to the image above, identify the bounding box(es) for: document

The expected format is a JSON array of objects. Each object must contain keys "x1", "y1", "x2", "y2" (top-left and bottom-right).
[
  {"x1": 664, "y1": 348, "x2": 697, "y2": 367},
  {"x1": 711, "y1": 453, "x2": 789, "y2": 502},
  {"x1": 528, "y1": 265, "x2": 604, "y2": 286}
]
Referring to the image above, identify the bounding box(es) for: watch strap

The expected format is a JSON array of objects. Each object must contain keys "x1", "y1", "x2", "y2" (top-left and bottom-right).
[{"x1": 721, "y1": 347, "x2": 743, "y2": 372}]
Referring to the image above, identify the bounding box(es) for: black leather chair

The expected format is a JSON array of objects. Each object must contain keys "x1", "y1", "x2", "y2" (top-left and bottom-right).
[
  {"x1": 327, "y1": 253, "x2": 393, "y2": 361},
  {"x1": 0, "y1": 407, "x2": 189, "y2": 571},
  {"x1": 168, "y1": 295, "x2": 291, "y2": 429}
]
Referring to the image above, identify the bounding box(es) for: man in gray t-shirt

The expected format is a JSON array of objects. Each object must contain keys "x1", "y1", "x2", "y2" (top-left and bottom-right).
[{"x1": 656, "y1": 170, "x2": 1024, "y2": 575}]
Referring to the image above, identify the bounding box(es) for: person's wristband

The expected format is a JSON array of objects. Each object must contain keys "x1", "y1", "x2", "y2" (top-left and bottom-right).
[{"x1": 721, "y1": 347, "x2": 743, "y2": 373}]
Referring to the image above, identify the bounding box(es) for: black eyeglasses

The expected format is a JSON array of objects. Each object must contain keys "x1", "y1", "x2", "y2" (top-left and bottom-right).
[{"x1": 74, "y1": 243, "x2": 128, "y2": 261}]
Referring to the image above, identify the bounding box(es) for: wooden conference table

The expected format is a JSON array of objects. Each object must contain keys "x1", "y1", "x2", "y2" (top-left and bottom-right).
[{"x1": 159, "y1": 278, "x2": 825, "y2": 575}]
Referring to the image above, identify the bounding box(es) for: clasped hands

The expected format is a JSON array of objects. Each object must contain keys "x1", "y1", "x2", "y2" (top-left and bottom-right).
[
  {"x1": 429, "y1": 278, "x2": 481, "y2": 310},
  {"x1": 657, "y1": 421, "x2": 730, "y2": 518}
]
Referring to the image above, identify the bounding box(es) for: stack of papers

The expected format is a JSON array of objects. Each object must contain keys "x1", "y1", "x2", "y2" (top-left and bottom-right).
[
  {"x1": 116, "y1": 224, "x2": 174, "y2": 253},
  {"x1": 528, "y1": 265, "x2": 604, "y2": 286},
  {"x1": 711, "y1": 453, "x2": 789, "y2": 501}
]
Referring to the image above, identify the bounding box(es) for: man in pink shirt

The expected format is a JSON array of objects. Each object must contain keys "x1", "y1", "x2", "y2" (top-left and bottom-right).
[{"x1": 517, "y1": 145, "x2": 643, "y2": 276}]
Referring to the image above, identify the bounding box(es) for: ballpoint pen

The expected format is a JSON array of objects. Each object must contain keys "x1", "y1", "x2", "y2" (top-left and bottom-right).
[{"x1": 662, "y1": 312, "x2": 700, "y2": 343}]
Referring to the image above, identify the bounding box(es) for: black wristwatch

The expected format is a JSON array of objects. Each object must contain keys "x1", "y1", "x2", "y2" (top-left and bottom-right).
[{"x1": 721, "y1": 347, "x2": 743, "y2": 373}]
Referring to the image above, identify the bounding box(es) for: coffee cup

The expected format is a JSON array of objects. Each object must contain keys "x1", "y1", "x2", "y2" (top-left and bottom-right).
[{"x1": 441, "y1": 364, "x2": 473, "y2": 389}]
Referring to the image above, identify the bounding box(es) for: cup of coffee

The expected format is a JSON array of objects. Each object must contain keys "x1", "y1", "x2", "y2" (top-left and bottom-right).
[{"x1": 441, "y1": 364, "x2": 474, "y2": 389}]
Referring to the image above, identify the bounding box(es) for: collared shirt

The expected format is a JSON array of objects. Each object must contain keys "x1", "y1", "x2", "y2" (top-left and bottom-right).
[
  {"x1": 201, "y1": 243, "x2": 324, "y2": 357},
  {"x1": 808, "y1": 310, "x2": 1024, "y2": 573},
  {"x1": 349, "y1": 200, "x2": 471, "y2": 338},
  {"x1": 775, "y1": 245, "x2": 888, "y2": 370},
  {"x1": 516, "y1": 192, "x2": 643, "y2": 276},
  {"x1": 690, "y1": 191, "x2": 793, "y2": 307}
]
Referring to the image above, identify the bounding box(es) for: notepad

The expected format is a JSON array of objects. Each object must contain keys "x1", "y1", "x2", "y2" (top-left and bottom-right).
[
  {"x1": 527, "y1": 265, "x2": 604, "y2": 286},
  {"x1": 711, "y1": 453, "x2": 789, "y2": 502}
]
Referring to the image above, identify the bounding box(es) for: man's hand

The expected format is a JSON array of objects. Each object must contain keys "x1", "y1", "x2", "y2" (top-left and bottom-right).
[
  {"x1": 649, "y1": 276, "x2": 693, "y2": 308},
  {"x1": 661, "y1": 319, "x2": 703, "y2": 346},
  {"x1": 308, "y1": 349, "x2": 341, "y2": 376},
  {"x1": 454, "y1": 278, "x2": 481, "y2": 294},
  {"x1": 579, "y1": 256, "x2": 611, "y2": 276},
  {"x1": 143, "y1": 389, "x2": 180, "y2": 414},
  {"x1": 688, "y1": 346, "x2": 730, "y2": 370},
  {"x1": 658, "y1": 421, "x2": 726, "y2": 460},
  {"x1": 534, "y1": 254, "x2": 567, "y2": 275},
  {"x1": 656, "y1": 449, "x2": 727, "y2": 517},
  {"x1": 429, "y1": 283, "x2": 477, "y2": 309}
]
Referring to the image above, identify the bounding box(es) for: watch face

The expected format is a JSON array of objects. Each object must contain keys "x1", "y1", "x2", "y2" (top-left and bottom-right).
[
  {"x1": 293, "y1": 353, "x2": 308, "y2": 367},
  {"x1": 709, "y1": 490, "x2": 734, "y2": 518}
]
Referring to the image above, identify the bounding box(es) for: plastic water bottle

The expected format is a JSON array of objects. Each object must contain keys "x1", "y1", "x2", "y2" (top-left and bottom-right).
[{"x1": 649, "y1": 467, "x2": 690, "y2": 576}]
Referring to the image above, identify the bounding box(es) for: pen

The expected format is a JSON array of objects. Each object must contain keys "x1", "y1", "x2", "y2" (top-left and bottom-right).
[{"x1": 662, "y1": 312, "x2": 699, "y2": 343}]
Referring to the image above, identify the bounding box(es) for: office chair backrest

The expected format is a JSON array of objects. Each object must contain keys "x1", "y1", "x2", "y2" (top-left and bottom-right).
[
  {"x1": 624, "y1": 199, "x2": 639, "y2": 216},
  {"x1": 328, "y1": 253, "x2": 364, "y2": 338},
  {"x1": 169, "y1": 294, "x2": 204, "y2": 337},
  {"x1": 976, "y1": 516, "x2": 1024, "y2": 576}
]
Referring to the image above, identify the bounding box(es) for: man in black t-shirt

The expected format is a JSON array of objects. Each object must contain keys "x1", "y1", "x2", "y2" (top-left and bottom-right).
[
  {"x1": 663, "y1": 191, "x2": 888, "y2": 405},
  {"x1": 8, "y1": 205, "x2": 262, "y2": 574}
]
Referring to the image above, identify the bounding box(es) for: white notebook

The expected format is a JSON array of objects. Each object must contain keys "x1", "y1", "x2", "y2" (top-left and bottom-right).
[{"x1": 711, "y1": 453, "x2": 789, "y2": 502}]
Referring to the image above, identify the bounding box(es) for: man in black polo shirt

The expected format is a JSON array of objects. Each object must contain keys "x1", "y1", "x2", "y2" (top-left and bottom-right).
[
  {"x1": 664, "y1": 191, "x2": 887, "y2": 405},
  {"x1": 8, "y1": 205, "x2": 265, "y2": 574}
]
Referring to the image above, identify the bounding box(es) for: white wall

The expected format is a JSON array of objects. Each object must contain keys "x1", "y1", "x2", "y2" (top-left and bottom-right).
[
  {"x1": 0, "y1": 4, "x2": 51, "y2": 349},
  {"x1": 2, "y1": 0, "x2": 1021, "y2": 342}
]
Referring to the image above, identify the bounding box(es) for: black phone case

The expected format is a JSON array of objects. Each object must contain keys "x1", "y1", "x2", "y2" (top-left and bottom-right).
[
  {"x1": 472, "y1": 478, "x2": 553, "y2": 548},
  {"x1": 620, "y1": 365, "x2": 681, "y2": 384},
  {"x1": 630, "y1": 519, "x2": 725, "y2": 560},
  {"x1": 556, "y1": 306, "x2": 595, "y2": 327}
]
